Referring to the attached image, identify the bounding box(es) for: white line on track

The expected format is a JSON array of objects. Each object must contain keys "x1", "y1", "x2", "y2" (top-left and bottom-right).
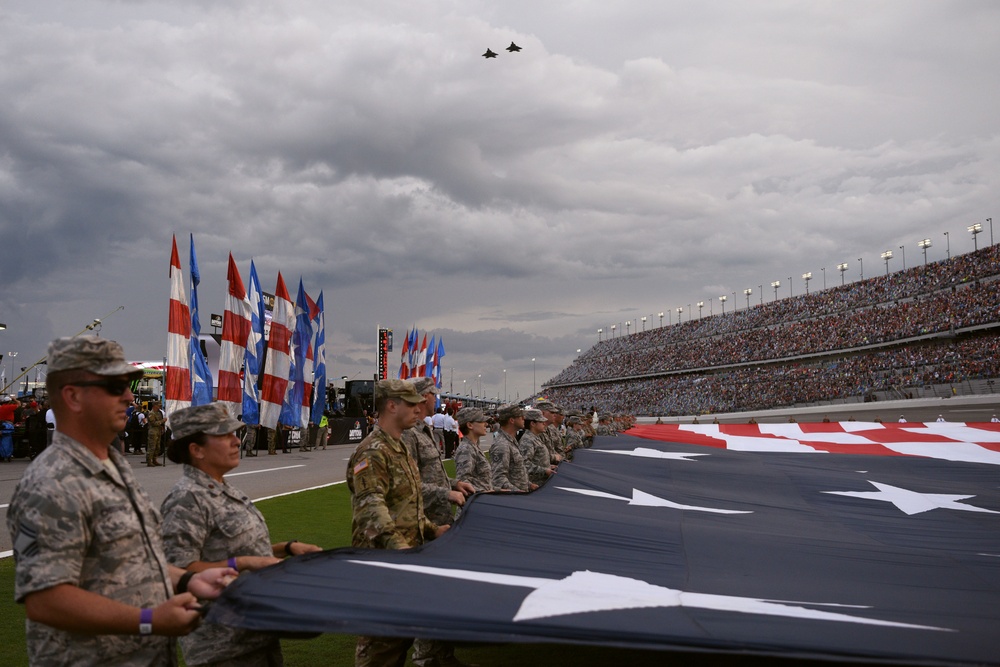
[
  {"x1": 252, "y1": 480, "x2": 345, "y2": 503},
  {"x1": 226, "y1": 465, "x2": 305, "y2": 477}
]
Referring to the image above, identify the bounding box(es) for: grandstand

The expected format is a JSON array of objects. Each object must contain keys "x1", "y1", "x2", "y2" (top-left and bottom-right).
[{"x1": 543, "y1": 245, "x2": 1000, "y2": 417}]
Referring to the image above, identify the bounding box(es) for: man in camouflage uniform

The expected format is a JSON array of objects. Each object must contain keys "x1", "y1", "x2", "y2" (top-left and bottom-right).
[
  {"x1": 6, "y1": 337, "x2": 233, "y2": 667},
  {"x1": 402, "y1": 378, "x2": 475, "y2": 667},
  {"x1": 518, "y1": 409, "x2": 557, "y2": 485},
  {"x1": 565, "y1": 415, "x2": 587, "y2": 452},
  {"x1": 347, "y1": 379, "x2": 448, "y2": 667},
  {"x1": 146, "y1": 400, "x2": 165, "y2": 466},
  {"x1": 453, "y1": 408, "x2": 492, "y2": 492},
  {"x1": 535, "y1": 401, "x2": 567, "y2": 462},
  {"x1": 402, "y1": 378, "x2": 473, "y2": 528},
  {"x1": 490, "y1": 404, "x2": 534, "y2": 492}
]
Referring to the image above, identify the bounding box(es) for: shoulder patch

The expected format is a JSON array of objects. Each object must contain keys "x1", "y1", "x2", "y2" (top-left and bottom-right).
[{"x1": 353, "y1": 459, "x2": 369, "y2": 475}]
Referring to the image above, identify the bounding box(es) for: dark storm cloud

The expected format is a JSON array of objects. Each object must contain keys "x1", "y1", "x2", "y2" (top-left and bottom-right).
[{"x1": 1, "y1": 0, "x2": 998, "y2": 398}]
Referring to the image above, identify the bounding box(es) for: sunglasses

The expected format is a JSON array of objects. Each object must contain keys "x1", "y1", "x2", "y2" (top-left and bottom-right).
[{"x1": 69, "y1": 378, "x2": 133, "y2": 396}]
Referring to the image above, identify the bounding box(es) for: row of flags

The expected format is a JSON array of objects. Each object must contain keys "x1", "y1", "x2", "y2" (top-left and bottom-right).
[
  {"x1": 166, "y1": 235, "x2": 327, "y2": 430},
  {"x1": 398, "y1": 327, "x2": 445, "y2": 386}
]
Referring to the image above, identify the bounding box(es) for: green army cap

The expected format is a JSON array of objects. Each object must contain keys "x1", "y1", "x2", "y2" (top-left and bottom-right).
[
  {"x1": 168, "y1": 402, "x2": 243, "y2": 441},
  {"x1": 375, "y1": 379, "x2": 424, "y2": 404},
  {"x1": 47, "y1": 336, "x2": 143, "y2": 379},
  {"x1": 411, "y1": 377, "x2": 439, "y2": 395}
]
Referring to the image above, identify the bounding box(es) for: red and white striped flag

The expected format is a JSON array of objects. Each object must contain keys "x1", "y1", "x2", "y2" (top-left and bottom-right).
[
  {"x1": 165, "y1": 235, "x2": 192, "y2": 416},
  {"x1": 217, "y1": 253, "x2": 252, "y2": 416},
  {"x1": 259, "y1": 273, "x2": 294, "y2": 430},
  {"x1": 416, "y1": 334, "x2": 428, "y2": 377}
]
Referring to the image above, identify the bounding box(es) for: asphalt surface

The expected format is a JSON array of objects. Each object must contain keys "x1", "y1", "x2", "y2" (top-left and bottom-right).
[{"x1": 0, "y1": 443, "x2": 358, "y2": 556}]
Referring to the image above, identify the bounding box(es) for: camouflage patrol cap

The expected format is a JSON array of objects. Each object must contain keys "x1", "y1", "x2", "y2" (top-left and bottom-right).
[
  {"x1": 535, "y1": 400, "x2": 562, "y2": 414},
  {"x1": 47, "y1": 336, "x2": 143, "y2": 379},
  {"x1": 168, "y1": 402, "x2": 243, "y2": 441},
  {"x1": 411, "y1": 377, "x2": 439, "y2": 395},
  {"x1": 375, "y1": 379, "x2": 424, "y2": 404},
  {"x1": 456, "y1": 407, "x2": 486, "y2": 425},
  {"x1": 523, "y1": 408, "x2": 548, "y2": 423},
  {"x1": 497, "y1": 404, "x2": 524, "y2": 422},
  {"x1": 566, "y1": 415, "x2": 582, "y2": 425}
]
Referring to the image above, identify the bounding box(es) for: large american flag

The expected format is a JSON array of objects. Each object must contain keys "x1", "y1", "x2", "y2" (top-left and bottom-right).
[{"x1": 209, "y1": 423, "x2": 1000, "y2": 665}]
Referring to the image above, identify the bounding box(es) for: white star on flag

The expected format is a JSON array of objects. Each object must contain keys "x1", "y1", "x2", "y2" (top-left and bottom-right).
[
  {"x1": 349, "y1": 562, "x2": 949, "y2": 631},
  {"x1": 556, "y1": 487, "x2": 751, "y2": 514},
  {"x1": 824, "y1": 481, "x2": 1000, "y2": 516}
]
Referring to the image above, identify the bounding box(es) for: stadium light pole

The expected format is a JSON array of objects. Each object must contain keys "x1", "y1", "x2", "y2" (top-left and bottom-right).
[
  {"x1": 788, "y1": 277, "x2": 792, "y2": 298},
  {"x1": 744, "y1": 288, "x2": 752, "y2": 309},
  {"x1": 597, "y1": 328, "x2": 602, "y2": 341},
  {"x1": 838, "y1": 262, "x2": 848, "y2": 285},
  {"x1": 988, "y1": 217, "x2": 993, "y2": 246},
  {"x1": 821, "y1": 267, "x2": 826, "y2": 290},
  {"x1": 719, "y1": 295, "x2": 727, "y2": 314},
  {"x1": 532, "y1": 358, "x2": 536, "y2": 396},
  {"x1": 676, "y1": 307, "x2": 683, "y2": 324},
  {"x1": 880, "y1": 250, "x2": 893, "y2": 276},
  {"x1": 503, "y1": 369, "x2": 507, "y2": 402},
  {"x1": 658, "y1": 312, "x2": 664, "y2": 328},
  {"x1": 611, "y1": 324, "x2": 616, "y2": 338},
  {"x1": 771, "y1": 280, "x2": 780, "y2": 302},
  {"x1": 899, "y1": 245, "x2": 906, "y2": 271},
  {"x1": 626, "y1": 320, "x2": 631, "y2": 335},
  {"x1": 641, "y1": 316, "x2": 647, "y2": 331},
  {"x1": 918, "y1": 238, "x2": 931, "y2": 266},
  {"x1": 697, "y1": 301, "x2": 704, "y2": 319},
  {"x1": 758, "y1": 285, "x2": 763, "y2": 306},
  {"x1": 802, "y1": 272, "x2": 812, "y2": 294},
  {"x1": 858, "y1": 257, "x2": 864, "y2": 280},
  {"x1": 944, "y1": 231, "x2": 950, "y2": 259},
  {"x1": 968, "y1": 223, "x2": 982, "y2": 251}
]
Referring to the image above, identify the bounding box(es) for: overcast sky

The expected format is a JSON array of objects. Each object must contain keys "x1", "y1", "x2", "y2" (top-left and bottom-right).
[{"x1": 1, "y1": 0, "x2": 998, "y2": 403}]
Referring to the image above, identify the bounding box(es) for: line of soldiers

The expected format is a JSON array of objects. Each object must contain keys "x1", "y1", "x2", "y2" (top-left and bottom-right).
[{"x1": 345, "y1": 379, "x2": 597, "y2": 667}]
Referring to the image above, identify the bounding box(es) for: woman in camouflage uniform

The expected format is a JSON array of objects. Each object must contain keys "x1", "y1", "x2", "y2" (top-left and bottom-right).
[
  {"x1": 160, "y1": 403, "x2": 321, "y2": 666},
  {"x1": 453, "y1": 407, "x2": 493, "y2": 492}
]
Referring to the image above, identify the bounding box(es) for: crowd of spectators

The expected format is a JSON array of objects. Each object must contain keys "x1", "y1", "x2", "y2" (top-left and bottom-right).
[{"x1": 544, "y1": 245, "x2": 1000, "y2": 416}]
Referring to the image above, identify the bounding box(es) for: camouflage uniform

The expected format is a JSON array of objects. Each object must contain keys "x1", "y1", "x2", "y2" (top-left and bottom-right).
[
  {"x1": 147, "y1": 405, "x2": 165, "y2": 465},
  {"x1": 489, "y1": 429, "x2": 531, "y2": 491},
  {"x1": 595, "y1": 420, "x2": 616, "y2": 436},
  {"x1": 160, "y1": 465, "x2": 281, "y2": 666},
  {"x1": 545, "y1": 423, "x2": 569, "y2": 459},
  {"x1": 402, "y1": 421, "x2": 457, "y2": 527},
  {"x1": 565, "y1": 428, "x2": 585, "y2": 452},
  {"x1": 7, "y1": 432, "x2": 176, "y2": 666},
  {"x1": 348, "y1": 424, "x2": 438, "y2": 667},
  {"x1": 517, "y1": 430, "x2": 551, "y2": 485},
  {"x1": 347, "y1": 424, "x2": 438, "y2": 550},
  {"x1": 454, "y1": 439, "x2": 492, "y2": 492}
]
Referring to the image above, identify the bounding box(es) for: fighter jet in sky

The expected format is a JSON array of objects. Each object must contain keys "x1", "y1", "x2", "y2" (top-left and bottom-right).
[
  {"x1": 482, "y1": 48, "x2": 497, "y2": 58},
  {"x1": 506, "y1": 42, "x2": 522, "y2": 52}
]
